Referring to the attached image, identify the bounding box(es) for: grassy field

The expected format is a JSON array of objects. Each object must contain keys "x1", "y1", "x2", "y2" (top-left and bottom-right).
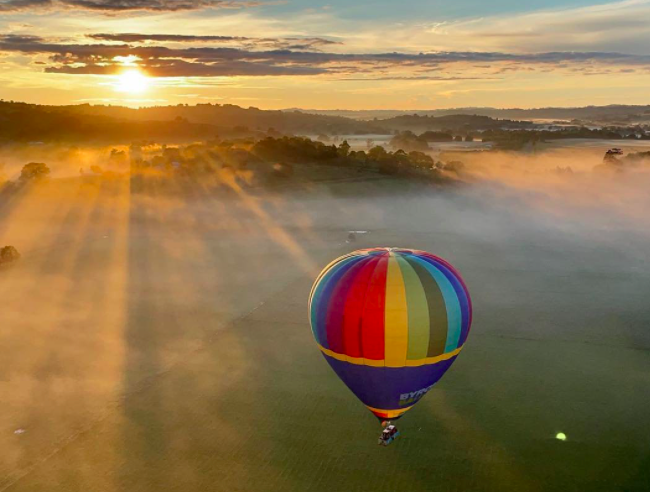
[{"x1": 0, "y1": 174, "x2": 649, "y2": 491}]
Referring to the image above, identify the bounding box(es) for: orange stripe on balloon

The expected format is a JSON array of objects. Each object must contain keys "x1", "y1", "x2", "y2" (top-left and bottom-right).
[{"x1": 366, "y1": 405, "x2": 413, "y2": 419}]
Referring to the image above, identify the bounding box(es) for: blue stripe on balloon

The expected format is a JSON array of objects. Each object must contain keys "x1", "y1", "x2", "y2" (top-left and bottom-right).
[
  {"x1": 419, "y1": 256, "x2": 471, "y2": 348},
  {"x1": 407, "y1": 256, "x2": 462, "y2": 353},
  {"x1": 311, "y1": 255, "x2": 367, "y2": 348}
]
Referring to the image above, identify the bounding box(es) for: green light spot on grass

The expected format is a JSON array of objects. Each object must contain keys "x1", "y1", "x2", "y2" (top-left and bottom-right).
[{"x1": 556, "y1": 432, "x2": 567, "y2": 441}]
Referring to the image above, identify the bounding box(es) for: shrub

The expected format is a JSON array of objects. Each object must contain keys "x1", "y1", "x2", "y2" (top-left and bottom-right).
[{"x1": 20, "y1": 162, "x2": 50, "y2": 181}]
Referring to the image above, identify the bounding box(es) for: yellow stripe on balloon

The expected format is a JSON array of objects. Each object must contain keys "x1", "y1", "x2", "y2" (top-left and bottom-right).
[
  {"x1": 318, "y1": 344, "x2": 461, "y2": 367},
  {"x1": 396, "y1": 256, "x2": 430, "y2": 360},
  {"x1": 384, "y1": 253, "x2": 409, "y2": 367}
]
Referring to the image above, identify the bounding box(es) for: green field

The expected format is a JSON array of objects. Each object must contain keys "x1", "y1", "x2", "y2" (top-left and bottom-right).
[{"x1": 1, "y1": 176, "x2": 649, "y2": 491}]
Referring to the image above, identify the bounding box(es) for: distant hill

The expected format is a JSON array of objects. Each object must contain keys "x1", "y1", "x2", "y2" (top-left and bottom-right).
[
  {"x1": 3, "y1": 100, "x2": 646, "y2": 144},
  {"x1": 374, "y1": 114, "x2": 534, "y2": 132},
  {"x1": 287, "y1": 105, "x2": 650, "y2": 124}
]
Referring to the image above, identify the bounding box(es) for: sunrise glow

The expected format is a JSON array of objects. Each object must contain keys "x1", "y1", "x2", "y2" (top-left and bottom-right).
[{"x1": 115, "y1": 70, "x2": 150, "y2": 94}]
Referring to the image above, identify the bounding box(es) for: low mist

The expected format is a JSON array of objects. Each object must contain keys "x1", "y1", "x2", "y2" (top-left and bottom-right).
[{"x1": 1, "y1": 141, "x2": 649, "y2": 490}]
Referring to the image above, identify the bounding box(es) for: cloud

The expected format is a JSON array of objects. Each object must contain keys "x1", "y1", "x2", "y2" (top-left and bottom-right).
[
  {"x1": 419, "y1": 0, "x2": 650, "y2": 55},
  {"x1": 336, "y1": 75, "x2": 498, "y2": 81},
  {"x1": 1, "y1": 33, "x2": 649, "y2": 78},
  {"x1": 0, "y1": 0, "x2": 264, "y2": 12},
  {"x1": 46, "y1": 58, "x2": 326, "y2": 76},
  {"x1": 88, "y1": 33, "x2": 250, "y2": 43},
  {"x1": 87, "y1": 33, "x2": 342, "y2": 50},
  {"x1": 273, "y1": 0, "x2": 650, "y2": 60}
]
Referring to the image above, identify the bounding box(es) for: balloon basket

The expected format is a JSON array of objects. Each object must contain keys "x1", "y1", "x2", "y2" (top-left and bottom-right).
[{"x1": 378, "y1": 423, "x2": 400, "y2": 446}]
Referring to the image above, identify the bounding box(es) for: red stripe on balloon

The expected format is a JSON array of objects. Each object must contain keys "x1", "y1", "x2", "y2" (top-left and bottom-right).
[
  {"x1": 341, "y1": 256, "x2": 382, "y2": 358},
  {"x1": 371, "y1": 410, "x2": 389, "y2": 419},
  {"x1": 360, "y1": 254, "x2": 388, "y2": 361},
  {"x1": 325, "y1": 258, "x2": 370, "y2": 354}
]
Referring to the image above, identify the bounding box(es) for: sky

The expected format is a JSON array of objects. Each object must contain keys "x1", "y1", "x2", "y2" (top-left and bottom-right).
[{"x1": 0, "y1": 0, "x2": 649, "y2": 109}]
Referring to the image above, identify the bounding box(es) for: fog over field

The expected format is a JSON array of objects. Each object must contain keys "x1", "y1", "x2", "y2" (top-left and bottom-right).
[{"x1": 1, "y1": 145, "x2": 649, "y2": 491}]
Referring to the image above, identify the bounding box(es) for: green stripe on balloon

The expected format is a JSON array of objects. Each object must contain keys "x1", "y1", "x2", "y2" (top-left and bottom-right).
[
  {"x1": 395, "y1": 255, "x2": 430, "y2": 360},
  {"x1": 404, "y1": 256, "x2": 447, "y2": 357}
]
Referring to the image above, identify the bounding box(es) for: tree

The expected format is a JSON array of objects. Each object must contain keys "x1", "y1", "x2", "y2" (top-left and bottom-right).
[
  {"x1": 0, "y1": 245, "x2": 20, "y2": 265},
  {"x1": 408, "y1": 151, "x2": 434, "y2": 169},
  {"x1": 390, "y1": 131, "x2": 429, "y2": 152},
  {"x1": 338, "y1": 140, "x2": 351, "y2": 158},
  {"x1": 368, "y1": 146, "x2": 388, "y2": 161},
  {"x1": 20, "y1": 162, "x2": 50, "y2": 181}
]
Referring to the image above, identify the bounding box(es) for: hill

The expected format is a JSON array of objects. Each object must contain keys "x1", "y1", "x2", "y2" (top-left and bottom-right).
[
  {"x1": 51, "y1": 103, "x2": 386, "y2": 135},
  {"x1": 0, "y1": 101, "x2": 386, "y2": 143},
  {"x1": 288, "y1": 105, "x2": 650, "y2": 125},
  {"x1": 374, "y1": 114, "x2": 534, "y2": 132}
]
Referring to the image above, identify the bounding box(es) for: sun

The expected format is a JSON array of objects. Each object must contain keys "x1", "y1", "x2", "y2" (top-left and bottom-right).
[{"x1": 116, "y1": 70, "x2": 150, "y2": 94}]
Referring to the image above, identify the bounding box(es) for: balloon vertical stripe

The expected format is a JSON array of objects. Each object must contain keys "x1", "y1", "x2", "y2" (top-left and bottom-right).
[
  {"x1": 384, "y1": 254, "x2": 409, "y2": 367},
  {"x1": 408, "y1": 256, "x2": 463, "y2": 353},
  {"x1": 396, "y1": 256, "x2": 430, "y2": 360},
  {"x1": 403, "y1": 256, "x2": 448, "y2": 357},
  {"x1": 417, "y1": 252, "x2": 473, "y2": 346},
  {"x1": 312, "y1": 255, "x2": 365, "y2": 348},
  {"x1": 325, "y1": 259, "x2": 368, "y2": 355},
  {"x1": 360, "y1": 255, "x2": 388, "y2": 361},
  {"x1": 341, "y1": 256, "x2": 382, "y2": 358}
]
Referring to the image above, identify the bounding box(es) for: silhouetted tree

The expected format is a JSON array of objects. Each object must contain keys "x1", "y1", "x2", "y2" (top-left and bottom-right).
[
  {"x1": 390, "y1": 131, "x2": 429, "y2": 152},
  {"x1": 368, "y1": 146, "x2": 388, "y2": 161},
  {"x1": 20, "y1": 162, "x2": 50, "y2": 181},
  {"x1": 338, "y1": 140, "x2": 351, "y2": 158},
  {"x1": 407, "y1": 151, "x2": 434, "y2": 169},
  {"x1": 0, "y1": 245, "x2": 20, "y2": 265}
]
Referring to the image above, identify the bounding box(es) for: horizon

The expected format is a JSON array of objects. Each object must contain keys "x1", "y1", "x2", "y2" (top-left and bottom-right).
[{"x1": 4, "y1": 99, "x2": 650, "y2": 113}]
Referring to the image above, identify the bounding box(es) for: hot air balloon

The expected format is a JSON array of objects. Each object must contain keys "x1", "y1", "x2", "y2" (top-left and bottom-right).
[{"x1": 308, "y1": 248, "x2": 472, "y2": 443}]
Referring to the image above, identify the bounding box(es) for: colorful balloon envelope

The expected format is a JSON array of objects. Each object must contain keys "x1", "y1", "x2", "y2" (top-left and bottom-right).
[{"x1": 309, "y1": 248, "x2": 472, "y2": 422}]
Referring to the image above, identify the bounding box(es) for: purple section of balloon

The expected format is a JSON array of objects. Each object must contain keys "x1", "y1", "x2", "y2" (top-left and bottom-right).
[{"x1": 323, "y1": 353, "x2": 457, "y2": 413}]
